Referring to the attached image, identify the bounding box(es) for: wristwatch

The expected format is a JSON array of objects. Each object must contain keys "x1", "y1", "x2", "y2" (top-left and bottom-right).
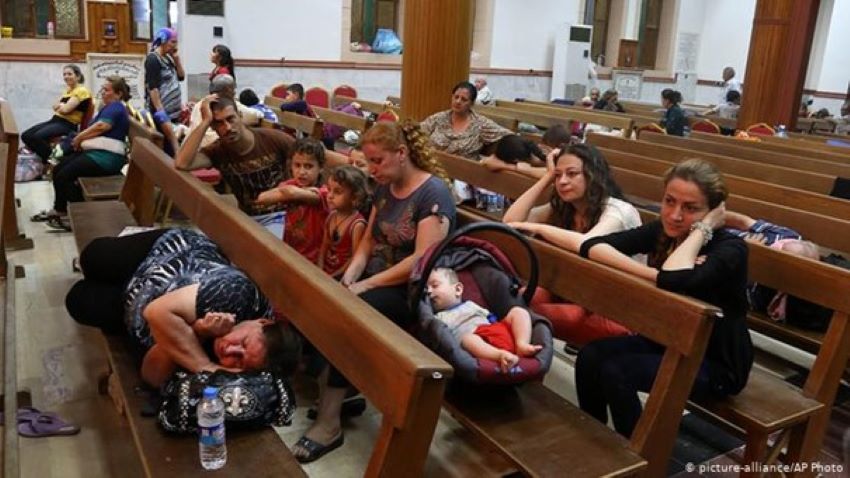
[{"x1": 689, "y1": 221, "x2": 713, "y2": 246}]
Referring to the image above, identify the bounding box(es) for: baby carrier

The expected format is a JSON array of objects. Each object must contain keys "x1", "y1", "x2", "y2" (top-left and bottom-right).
[{"x1": 410, "y1": 222, "x2": 554, "y2": 384}]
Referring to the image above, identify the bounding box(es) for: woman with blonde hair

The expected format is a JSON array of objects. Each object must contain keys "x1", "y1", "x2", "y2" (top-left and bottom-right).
[
  {"x1": 291, "y1": 120, "x2": 456, "y2": 463},
  {"x1": 576, "y1": 158, "x2": 752, "y2": 437}
]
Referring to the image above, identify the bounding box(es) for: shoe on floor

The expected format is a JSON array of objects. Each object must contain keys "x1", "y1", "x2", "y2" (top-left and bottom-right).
[{"x1": 46, "y1": 216, "x2": 71, "y2": 232}]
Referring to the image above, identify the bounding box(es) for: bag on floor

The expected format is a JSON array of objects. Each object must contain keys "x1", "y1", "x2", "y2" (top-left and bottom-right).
[
  {"x1": 15, "y1": 148, "x2": 43, "y2": 182},
  {"x1": 158, "y1": 370, "x2": 296, "y2": 433}
]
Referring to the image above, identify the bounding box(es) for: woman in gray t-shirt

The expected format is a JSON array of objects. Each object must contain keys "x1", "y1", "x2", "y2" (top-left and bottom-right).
[{"x1": 291, "y1": 121, "x2": 456, "y2": 463}]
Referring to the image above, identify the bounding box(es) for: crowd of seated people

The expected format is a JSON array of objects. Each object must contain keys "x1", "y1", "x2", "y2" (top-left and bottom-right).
[{"x1": 51, "y1": 37, "x2": 829, "y2": 468}]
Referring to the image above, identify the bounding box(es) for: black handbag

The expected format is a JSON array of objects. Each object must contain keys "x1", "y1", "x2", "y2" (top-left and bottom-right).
[{"x1": 158, "y1": 370, "x2": 296, "y2": 434}]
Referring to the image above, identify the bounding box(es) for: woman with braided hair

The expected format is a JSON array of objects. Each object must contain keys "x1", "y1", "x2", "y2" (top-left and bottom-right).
[{"x1": 291, "y1": 120, "x2": 456, "y2": 463}]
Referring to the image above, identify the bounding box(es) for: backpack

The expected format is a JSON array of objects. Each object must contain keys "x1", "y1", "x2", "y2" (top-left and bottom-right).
[{"x1": 15, "y1": 147, "x2": 43, "y2": 182}]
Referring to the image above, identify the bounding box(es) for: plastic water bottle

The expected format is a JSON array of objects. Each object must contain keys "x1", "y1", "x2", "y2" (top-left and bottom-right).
[
  {"x1": 775, "y1": 125, "x2": 788, "y2": 138},
  {"x1": 46, "y1": 21, "x2": 54, "y2": 39},
  {"x1": 198, "y1": 387, "x2": 227, "y2": 470}
]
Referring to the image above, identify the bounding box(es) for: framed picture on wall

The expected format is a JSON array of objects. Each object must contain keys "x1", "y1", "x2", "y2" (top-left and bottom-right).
[{"x1": 103, "y1": 19, "x2": 118, "y2": 39}]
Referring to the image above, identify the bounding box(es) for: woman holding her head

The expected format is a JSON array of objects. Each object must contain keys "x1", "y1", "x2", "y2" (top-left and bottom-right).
[
  {"x1": 505, "y1": 144, "x2": 641, "y2": 346},
  {"x1": 31, "y1": 76, "x2": 132, "y2": 231},
  {"x1": 660, "y1": 88, "x2": 687, "y2": 136},
  {"x1": 209, "y1": 44, "x2": 235, "y2": 81},
  {"x1": 291, "y1": 120, "x2": 456, "y2": 463},
  {"x1": 577, "y1": 159, "x2": 752, "y2": 437},
  {"x1": 22, "y1": 65, "x2": 91, "y2": 163},
  {"x1": 420, "y1": 81, "x2": 512, "y2": 160}
]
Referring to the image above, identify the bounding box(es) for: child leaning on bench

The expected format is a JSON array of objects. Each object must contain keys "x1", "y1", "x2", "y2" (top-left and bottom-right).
[{"x1": 427, "y1": 267, "x2": 541, "y2": 372}]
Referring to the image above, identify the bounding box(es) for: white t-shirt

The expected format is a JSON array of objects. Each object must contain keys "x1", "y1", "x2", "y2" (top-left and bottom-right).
[
  {"x1": 435, "y1": 300, "x2": 492, "y2": 342},
  {"x1": 718, "y1": 78, "x2": 742, "y2": 105},
  {"x1": 599, "y1": 197, "x2": 641, "y2": 232}
]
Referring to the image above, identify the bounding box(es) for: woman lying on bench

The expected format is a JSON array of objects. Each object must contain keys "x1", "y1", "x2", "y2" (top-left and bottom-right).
[
  {"x1": 65, "y1": 228, "x2": 299, "y2": 387},
  {"x1": 577, "y1": 159, "x2": 753, "y2": 437}
]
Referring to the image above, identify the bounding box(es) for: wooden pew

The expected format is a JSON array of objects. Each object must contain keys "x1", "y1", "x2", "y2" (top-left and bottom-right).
[
  {"x1": 691, "y1": 131, "x2": 850, "y2": 166},
  {"x1": 761, "y1": 134, "x2": 850, "y2": 156},
  {"x1": 436, "y1": 150, "x2": 848, "y2": 475},
  {"x1": 333, "y1": 95, "x2": 402, "y2": 118},
  {"x1": 121, "y1": 138, "x2": 453, "y2": 476},
  {"x1": 262, "y1": 96, "x2": 325, "y2": 139},
  {"x1": 586, "y1": 133, "x2": 837, "y2": 195},
  {"x1": 641, "y1": 133, "x2": 850, "y2": 178},
  {"x1": 0, "y1": 148, "x2": 21, "y2": 478},
  {"x1": 489, "y1": 100, "x2": 634, "y2": 137},
  {"x1": 452, "y1": 211, "x2": 718, "y2": 477},
  {"x1": 591, "y1": 146, "x2": 850, "y2": 222},
  {"x1": 310, "y1": 105, "x2": 372, "y2": 133},
  {"x1": 0, "y1": 100, "x2": 34, "y2": 251}
]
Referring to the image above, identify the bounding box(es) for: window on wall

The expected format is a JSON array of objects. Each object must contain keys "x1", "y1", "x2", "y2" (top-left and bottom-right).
[
  {"x1": 637, "y1": 0, "x2": 663, "y2": 69},
  {"x1": 350, "y1": 0, "x2": 400, "y2": 46},
  {"x1": 1, "y1": 0, "x2": 84, "y2": 38},
  {"x1": 584, "y1": 0, "x2": 609, "y2": 66}
]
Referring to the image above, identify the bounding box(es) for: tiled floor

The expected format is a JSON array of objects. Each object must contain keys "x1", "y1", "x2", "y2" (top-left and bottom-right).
[{"x1": 12, "y1": 180, "x2": 850, "y2": 477}]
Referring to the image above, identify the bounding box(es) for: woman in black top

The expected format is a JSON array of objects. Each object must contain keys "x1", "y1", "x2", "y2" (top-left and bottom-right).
[
  {"x1": 576, "y1": 158, "x2": 752, "y2": 437},
  {"x1": 660, "y1": 88, "x2": 687, "y2": 136}
]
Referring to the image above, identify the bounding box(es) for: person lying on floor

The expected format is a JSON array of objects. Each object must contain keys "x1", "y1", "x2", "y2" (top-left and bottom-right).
[{"x1": 65, "y1": 228, "x2": 299, "y2": 387}]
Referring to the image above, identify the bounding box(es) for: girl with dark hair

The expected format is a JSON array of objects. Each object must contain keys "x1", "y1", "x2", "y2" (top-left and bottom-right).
[
  {"x1": 660, "y1": 88, "x2": 687, "y2": 136},
  {"x1": 32, "y1": 76, "x2": 131, "y2": 231},
  {"x1": 420, "y1": 81, "x2": 511, "y2": 159},
  {"x1": 291, "y1": 120, "x2": 455, "y2": 463},
  {"x1": 22, "y1": 64, "x2": 92, "y2": 163},
  {"x1": 481, "y1": 134, "x2": 549, "y2": 178},
  {"x1": 209, "y1": 44, "x2": 235, "y2": 81},
  {"x1": 318, "y1": 165, "x2": 369, "y2": 278},
  {"x1": 577, "y1": 159, "x2": 751, "y2": 438},
  {"x1": 505, "y1": 144, "x2": 641, "y2": 346}
]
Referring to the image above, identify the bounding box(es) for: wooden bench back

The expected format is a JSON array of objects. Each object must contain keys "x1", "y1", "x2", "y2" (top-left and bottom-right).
[
  {"x1": 587, "y1": 133, "x2": 836, "y2": 195},
  {"x1": 131, "y1": 138, "x2": 452, "y2": 476},
  {"x1": 0, "y1": 146, "x2": 7, "y2": 276},
  {"x1": 760, "y1": 134, "x2": 850, "y2": 156},
  {"x1": 642, "y1": 133, "x2": 850, "y2": 178},
  {"x1": 0, "y1": 100, "x2": 27, "y2": 250},
  {"x1": 691, "y1": 131, "x2": 850, "y2": 164},
  {"x1": 594, "y1": 147, "x2": 850, "y2": 221},
  {"x1": 263, "y1": 95, "x2": 325, "y2": 139},
  {"x1": 311, "y1": 105, "x2": 372, "y2": 132},
  {"x1": 333, "y1": 95, "x2": 402, "y2": 118},
  {"x1": 437, "y1": 151, "x2": 719, "y2": 476},
  {"x1": 473, "y1": 107, "x2": 520, "y2": 131},
  {"x1": 490, "y1": 100, "x2": 634, "y2": 135}
]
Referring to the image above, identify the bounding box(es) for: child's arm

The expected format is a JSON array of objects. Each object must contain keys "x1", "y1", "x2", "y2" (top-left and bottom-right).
[
  {"x1": 255, "y1": 184, "x2": 320, "y2": 206},
  {"x1": 328, "y1": 220, "x2": 366, "y2": 279},
  {"x1": 341, "y1": 208, "x2": 376, "y2": 286}
]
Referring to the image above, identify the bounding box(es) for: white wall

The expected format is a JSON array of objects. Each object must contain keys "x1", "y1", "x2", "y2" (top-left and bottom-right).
[
  {"x1": 693, "y1": 0, "x2": 755, "y2": 81},
  {"x1": 811, "y1": 0, "x2": 850, "y2": 94},
  {"x1": 489, "y1": 0, "x2": 581, "y2": 70},
  {"x1": 176, "y1": 0, "x2": 343, "y2": 76}
]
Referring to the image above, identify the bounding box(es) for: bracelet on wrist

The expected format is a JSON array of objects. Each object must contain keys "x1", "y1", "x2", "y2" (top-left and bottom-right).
[{"x1": 689, "y1": 221, "x2": 713, "y2": 246}]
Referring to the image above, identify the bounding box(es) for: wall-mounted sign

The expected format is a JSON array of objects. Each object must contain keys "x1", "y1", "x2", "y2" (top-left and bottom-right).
[{"x1": 87, "y1": 53, "x2": 146, "y2": 111}]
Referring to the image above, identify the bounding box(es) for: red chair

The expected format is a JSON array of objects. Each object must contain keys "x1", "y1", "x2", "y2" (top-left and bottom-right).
[
  {"x1": 746, "y1": 123, "x2": 776, "y2": 136},
  {"x1": 333, "y1": 85, "x2": 357, "y2": 100},
  {"x1": 376, "y1": 109, "x2": 399, "y2": 123},
  {"x1": 269, "y1": 83, "x2": 289, "y2": 99},
  {"x1": 692, "y1": 119, "x2": 721, "y2": 134},
  {"x1": 305, "y1": 87, "x2": 330, "y2": 109},
  {"x1": 80, "y1": 100, "x2": 96, "y2": 130},
  {"x1": 636, "y1": 123, "x2": 666, "y2": 139}
]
